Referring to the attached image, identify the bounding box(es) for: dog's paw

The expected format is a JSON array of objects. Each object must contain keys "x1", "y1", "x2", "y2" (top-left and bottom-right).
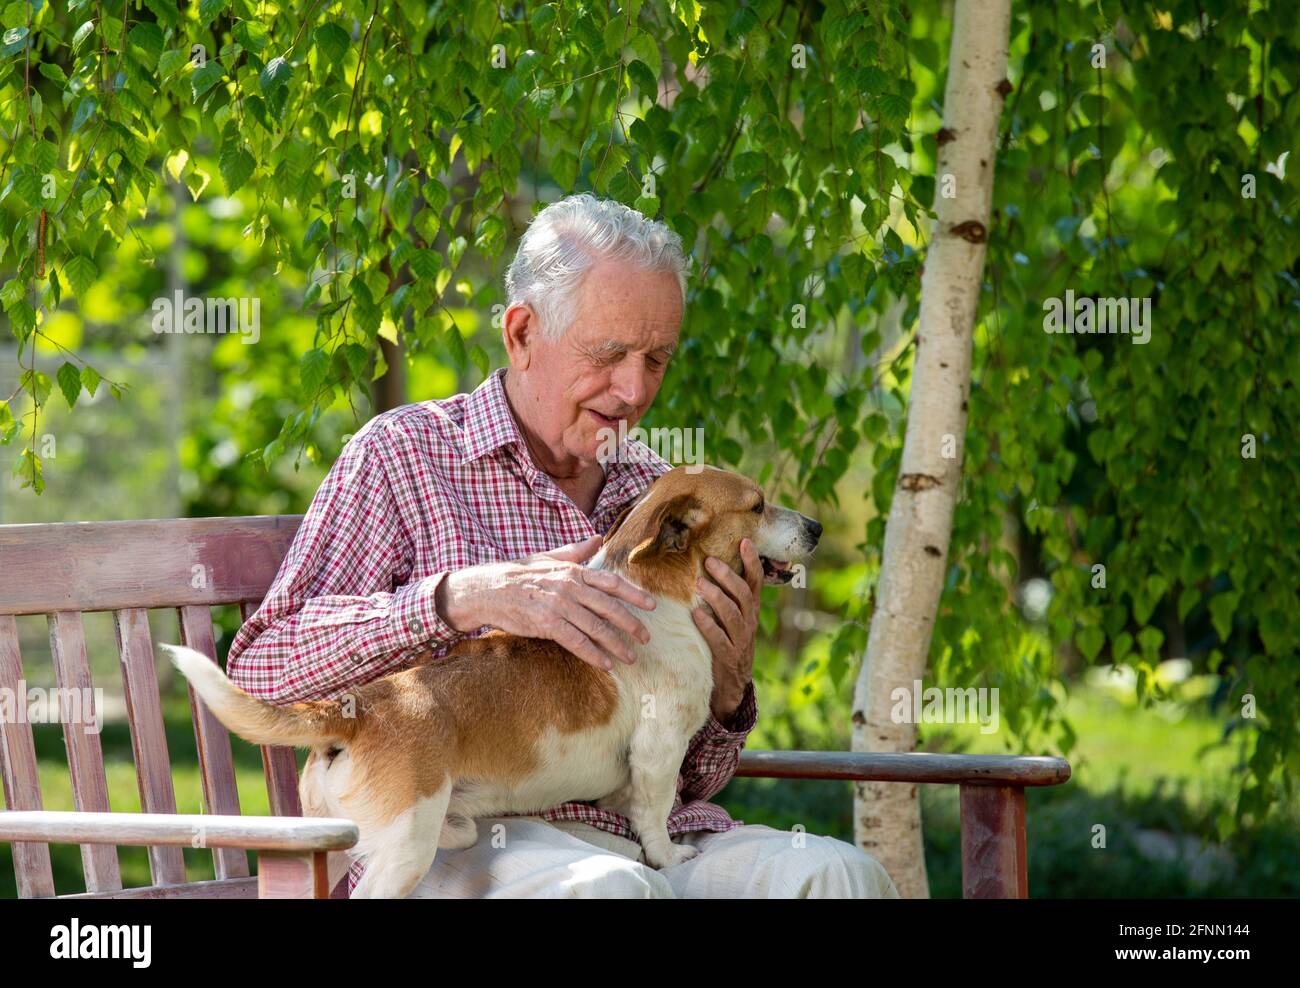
[{"x1": 647, "y1": 842, "x2": 700, "y2": 869}]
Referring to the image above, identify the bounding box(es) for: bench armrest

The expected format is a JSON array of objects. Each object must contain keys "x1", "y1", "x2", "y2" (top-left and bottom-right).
[
  {"x1": 0, "y1": 810, "x2": 357, "y2": 852},
  {"x1": 734, "y1": 750, "x2": 1071, "y2": 898},
  {"x1": 736, "y1": 750, "x2": 1070, "y2": 786}
]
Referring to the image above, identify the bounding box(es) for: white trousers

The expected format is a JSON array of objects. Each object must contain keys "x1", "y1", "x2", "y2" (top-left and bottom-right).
[{"x1": 405, "y1": 816, "x2": 901, "y2": 899}]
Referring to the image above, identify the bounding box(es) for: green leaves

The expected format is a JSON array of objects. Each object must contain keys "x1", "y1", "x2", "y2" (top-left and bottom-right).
[
  {"x1": 70, "y1": 96, "x2": 97, "y2": 134},
  {"x1": 1076, "y1": 625, "x2": 1104, "y2": 662},
  {"x1": 590, "y1": 144, "x2": 629, "y2": 194},
  {"x1": 71, "y1": 21, "x2": 96, "y2": 54},
  {"x1": 876, "y1": 93, "x2": 911, "y2": 130},
  {"x1": 37, "y1": 62, "x2": 68, "y2": 84},
  {"x1": 629, "y1": 32, "x2": 661, "y2": 75},
  {"x1": 409, "y1": 249, "x2": 440, "y2": 281},
  {"x1": 191, "y1": 61, "x2": 225, "y2": 101},
  {"x1": 549, "y1": 150, "x2": 578, "y2": 190},
  {"x1": 141, "y1": 0, "x2": 182, "y2": 28},
  {"x1": 219, "y1": 142, "x2": 256, "y2": 194},
  {"x1": 1, "y1": 27, "x2": 29, "y2": 58},
  {"x1": 9, "y1": 166, "x2": 43, "y2": 206},
  {"x1": 158, "y1": 49, "x2": 189, "y2": 79},
  {"x1": 128, "y1": 22, "x2": 165, "y2": 63},
  {"x1": 62, "y1": 256, "x2": 98, "y2": 297},
  {"x1": 57, "y1": 361, "x2": 82, "y2": 409},
  {"x1": 19, "y1": 369, "x2": 51, "y2": 407},
  {"x1": 259, "y1": 55, "x2": 294, "y2": 119},
  {"x1": 1209, "y1": 591, "x2": 1241, "y2": 643},
  {"x1": 199, "y1": 0, "x2": 230, "y2": 25},
  {"x1": 314, "y1": 22, "x2": 350, "y2": 66},
  {"x1": 0, "y1": 400, "x2": 16, "y2": 444},
  {"x1": 299, "y1": 347, "x2": 330, "y2": 398},
  {"x1": 5, "y1": 300, "x2": 35, "y2": 343}
]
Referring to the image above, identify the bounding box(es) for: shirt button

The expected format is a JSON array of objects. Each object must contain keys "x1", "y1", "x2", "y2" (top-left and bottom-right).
[
  {"x1": 408, "y1": 617, "x2": 424, "y2": 636},
  {"x1": 351, "y1": 653, "x2": 364, "y2": 664}
]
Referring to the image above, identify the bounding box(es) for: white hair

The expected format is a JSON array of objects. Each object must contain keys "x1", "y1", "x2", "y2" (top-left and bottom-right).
[{"x1": 504, "y1": 193, "x2": 689, "y2": 341}]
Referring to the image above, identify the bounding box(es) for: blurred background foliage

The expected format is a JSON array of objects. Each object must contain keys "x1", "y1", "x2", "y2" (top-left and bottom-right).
[{"x1": 1, "y1": 0, "x2": 1297, "y2": 896}]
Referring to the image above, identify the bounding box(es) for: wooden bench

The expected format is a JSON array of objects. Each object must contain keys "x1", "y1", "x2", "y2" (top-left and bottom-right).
[{"x1": 0, "y1": 515, "x2": 1070, "y2": 899}]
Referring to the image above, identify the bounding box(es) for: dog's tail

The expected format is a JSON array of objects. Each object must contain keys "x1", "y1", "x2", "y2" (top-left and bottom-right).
[{"x1": 162, "y1": 643, "x2": 357, "y2": 749}]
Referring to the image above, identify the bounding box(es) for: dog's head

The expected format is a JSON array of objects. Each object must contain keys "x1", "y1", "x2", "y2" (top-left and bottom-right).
[{"x1": 599, "y1": 466, "x2": 821, "y2": 601}]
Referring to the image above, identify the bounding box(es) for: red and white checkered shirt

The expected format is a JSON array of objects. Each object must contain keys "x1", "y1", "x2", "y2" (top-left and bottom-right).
[{"x1": 226, "y1": 367, "x2": 757, "y2": 896}]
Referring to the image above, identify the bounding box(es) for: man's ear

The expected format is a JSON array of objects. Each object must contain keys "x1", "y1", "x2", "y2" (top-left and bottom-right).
[
  {"x1": 628, "y1": 494, "x2": 705, "y2": 564},
  {"x1": 502, "y1": 303, "x2": 536, "y2": 370}
]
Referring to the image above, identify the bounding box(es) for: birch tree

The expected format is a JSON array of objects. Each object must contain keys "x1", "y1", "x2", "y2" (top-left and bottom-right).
[{"x1": 852, "y1": 0, "x2": 1013, "y2": 899}]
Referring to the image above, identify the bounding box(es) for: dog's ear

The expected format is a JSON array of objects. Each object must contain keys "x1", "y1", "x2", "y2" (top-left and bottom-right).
[
  {"x1": 602, "y1": 490, "x2": 647, "y2": 543},
  {"x1": 628, "y1": 494, "x2": 705, "y2": 564}
]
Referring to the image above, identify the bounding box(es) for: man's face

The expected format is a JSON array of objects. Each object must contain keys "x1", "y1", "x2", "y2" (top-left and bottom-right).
[{"x1": 508, "y1": 257, "x2": 683, "y2": 464}]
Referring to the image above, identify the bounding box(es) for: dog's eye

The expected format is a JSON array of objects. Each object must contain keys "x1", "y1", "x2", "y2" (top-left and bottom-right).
[{"x1": 752, "y1": 501, "x2": 764, "y2": 514}]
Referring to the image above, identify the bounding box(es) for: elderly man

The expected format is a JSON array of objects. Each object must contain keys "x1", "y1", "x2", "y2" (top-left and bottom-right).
[{"x1": 226, "y1": 193, "x2": 899, "y2": 899}]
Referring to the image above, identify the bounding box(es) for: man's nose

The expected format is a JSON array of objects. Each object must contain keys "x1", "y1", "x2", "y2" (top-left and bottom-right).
[{"x1": 609, "y1": 360, "x2": 648, "y2": 409}]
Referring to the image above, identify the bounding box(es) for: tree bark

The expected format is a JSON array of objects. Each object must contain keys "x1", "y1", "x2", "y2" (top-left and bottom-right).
[{"x1": 851, "y1": 0, "x2": 1012, "y2": 900}]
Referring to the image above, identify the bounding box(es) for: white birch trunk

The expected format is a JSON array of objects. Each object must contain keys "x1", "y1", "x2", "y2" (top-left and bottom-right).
[{"x1": 852, "y1": 0, "x2": 1013, "y2": 900}]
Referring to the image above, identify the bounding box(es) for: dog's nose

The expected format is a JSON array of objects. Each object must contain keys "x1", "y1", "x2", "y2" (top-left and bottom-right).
[{"x1": 805, "y1": 518, "x2": 823, "y2": 540}]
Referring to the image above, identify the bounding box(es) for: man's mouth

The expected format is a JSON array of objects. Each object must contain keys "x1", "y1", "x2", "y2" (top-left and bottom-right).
[
  {"x1": 586, "y1": 409, "x2": 624, "y2": 430},
  {"x1": 760, "y1": 556, "x2": 794, "y2": 584}
]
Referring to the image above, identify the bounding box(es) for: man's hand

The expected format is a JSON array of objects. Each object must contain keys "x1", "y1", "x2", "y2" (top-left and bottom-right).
[
  {"x1": 692, "y1": 537, "x2": 762, "y2": 722},
  {"x1": 434, "y1": 535, "x2": 656, "y2": 671}
]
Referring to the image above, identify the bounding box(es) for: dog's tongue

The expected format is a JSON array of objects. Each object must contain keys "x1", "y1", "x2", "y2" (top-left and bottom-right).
[{"x1": 761, "y1": 556, "x2": 792, "y2": 579}]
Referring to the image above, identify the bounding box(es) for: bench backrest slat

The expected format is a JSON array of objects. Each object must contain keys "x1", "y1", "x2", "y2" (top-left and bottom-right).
[
  {"x1": 113, "y1": 607, "x2": 187, "y2": 886},
  {"x1": 47, "y1": 610, "x2": 122, "y2": 893},
  {"x1": 0, "y1": 615, "x2": 57, "y2": 897},
  {"x1": 177, "y1": 604, "x2": 249, "y2": 881},
  {"x1": 0, "y1": 516, "x2": 303, "y2": 614}
]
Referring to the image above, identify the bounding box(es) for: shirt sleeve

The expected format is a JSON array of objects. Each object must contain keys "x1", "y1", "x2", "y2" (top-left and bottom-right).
[
  {"x1": 225, "y1": 429, "x2": 462, "y2": 703},
  {"x1": 676, "y1": 679, "x2": 758, "y2": 803}
]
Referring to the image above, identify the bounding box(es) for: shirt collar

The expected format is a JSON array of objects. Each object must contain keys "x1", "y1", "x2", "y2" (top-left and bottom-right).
[
  {"x1": 462, "y1": 368, "x2": 524, "y2": 463},
  {"x1": 462, "y1": 367, "x2": 667, "y2": 518}
]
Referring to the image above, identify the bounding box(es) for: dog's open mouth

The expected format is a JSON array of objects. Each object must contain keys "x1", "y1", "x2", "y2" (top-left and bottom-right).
[{"x1": 760, "y1": 556, "x2": 794, "y2": 584}]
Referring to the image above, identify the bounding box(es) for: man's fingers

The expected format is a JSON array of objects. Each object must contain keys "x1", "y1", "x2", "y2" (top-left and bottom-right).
[
  {"x1": 580, "y1": 567, "x2": 656, "y2": 611},
  {"x1": 704, "y1": 555, "x2": 753, "y2": 610},
  {"x1": 739, "y1": 539, "x2": 764, "y2": 600},
  {"x1": 563, "y1": 600, "x2": 636, "y2": 666},
  {"x1": 692, "y1": 605, "x2": 730, "y2": 655},
  {"x1": 544, "y1": 535, "x2": 603, "y2": 563},
  {"x1": 575, "y1": 584, "x2": 650, "y2": 646},
  {"x1": 695, "y1": 579, "x2": 740, "y2": 647},
  {"x1": 552, "y1": 618, "x2": 618, "y2": 671}
]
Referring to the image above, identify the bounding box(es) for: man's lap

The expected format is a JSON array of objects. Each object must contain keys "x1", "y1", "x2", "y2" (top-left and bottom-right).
[{"x1": 405, "y1": 816, "x2": 899, "y2": 899}]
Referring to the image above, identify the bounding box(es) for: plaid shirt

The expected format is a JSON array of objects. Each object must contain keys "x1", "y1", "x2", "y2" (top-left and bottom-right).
[{"x1": 226, "y1": 367, "x2": 757, "y2": 896}]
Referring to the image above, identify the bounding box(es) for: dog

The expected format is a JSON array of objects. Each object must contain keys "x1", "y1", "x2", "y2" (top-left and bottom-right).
[{"x1": 164, "y1": 465, "x2": 821, "y2": 898}]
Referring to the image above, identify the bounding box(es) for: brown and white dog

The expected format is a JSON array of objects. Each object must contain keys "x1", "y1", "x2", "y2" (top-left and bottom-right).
[{"x1": 164, "y1": 465, "x2": 821, "y2": 898}]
